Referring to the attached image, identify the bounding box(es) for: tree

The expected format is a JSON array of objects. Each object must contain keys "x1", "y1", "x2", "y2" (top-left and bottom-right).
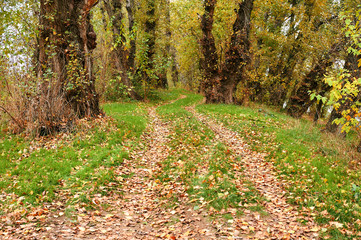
[
  {"x1": 200, "y1": 0, "x2": 254, "y2": 104},
  {"x1": 286, "y1": 40, "x2": 343, "y2": 118},
  {"x1": 320, "y1": 6, "x2": 361, "y2": 150},
  {"x1": 142, "y1": 0, "x2": 157, "y2": 87},
  {"x1": 103, "y1": 0, "x2": 139, "y2": 99},
  {"x1": 126, "y1": 0, "x2": 136, "y2": 73},
  {"x1": 35, "y1": 0, "x2": 100, "y2": 133}
]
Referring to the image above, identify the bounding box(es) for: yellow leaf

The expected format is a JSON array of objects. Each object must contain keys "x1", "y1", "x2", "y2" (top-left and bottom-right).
[{"x1": 310, "y1": 226, "x2": 320, "y2": 232}]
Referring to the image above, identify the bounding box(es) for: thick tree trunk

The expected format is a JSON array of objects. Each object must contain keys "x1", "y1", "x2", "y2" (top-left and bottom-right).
[
  {"x1": 200, "y1": 0, "x2": 254, "y2": 104},
  {"x1": 287, "y1": 42, "x2": 343, "y2": 118},
  {"x1": 199, "y1": 0, "x2": 220, "y2": 103},
  {"x1": 36, "y1": 0, "x2": 100, "y2": 133},
  {"x1": 104, "y1": 0, "x2": 140, "y2": 100},
  {"x1": 219, "y1": 0, "x2": 253, "y2": 104},
  {"x1": 325, "y1": 108, "x2": 342, "y2": 134}
]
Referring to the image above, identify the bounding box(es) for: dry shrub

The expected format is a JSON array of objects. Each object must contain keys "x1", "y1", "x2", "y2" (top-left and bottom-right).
[{"x1": 1, "y1": 72, "x2": 76, "y2": 136}]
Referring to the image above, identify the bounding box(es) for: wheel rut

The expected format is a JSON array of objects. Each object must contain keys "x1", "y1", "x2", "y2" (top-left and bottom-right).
[{"x1": 186, "y1": 105, "x2": 320, "y2": 240}]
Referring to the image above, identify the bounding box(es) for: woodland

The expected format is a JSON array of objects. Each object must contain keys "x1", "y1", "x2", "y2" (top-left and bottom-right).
[{"x1": 1, "y1": 0, "x2": 361, "y2": 239}]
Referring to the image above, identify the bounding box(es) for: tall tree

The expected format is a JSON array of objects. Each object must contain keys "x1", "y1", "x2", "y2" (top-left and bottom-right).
[
  {"x1": 142, "y1": 0, "x2": 157, "y2": 86},
  {"x1": 104, "y1": 0, "x2": 139, "y2": 99},
  {"x1": 325, "y1": 51, "x2": 361, "y2": 133},
  {"x1": 200, "y1": 0, "x2": 254, "y2": 103},
  {"x1": 165, "y1": 0, "x2": 179, "y2": 85},
  {"x1": 36, "y1": 0, "x2": 100, "y2": 133},
  {"x1": 286, "y1": 40, "x2": 343, "y2": 118},
  {"x1": 126, "y1": 0, "x2": 136, "y2": 73}
]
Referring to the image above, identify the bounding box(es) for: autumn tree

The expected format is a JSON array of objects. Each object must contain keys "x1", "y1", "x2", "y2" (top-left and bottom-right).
[
  {"x1": 141, "y1": 0, "x2": 157, "y2": 87},
  {"x1": 200, "y1": 0, "x2": 254, "y2": 104},
  {"x1": 286, "y1": 40, "x2": 344, "y2": 118},
  {"x1": 103, "y1": 0, "x2": 139, "y2": 99},
  {"x1": 250, "y1": 0, "x2": 338, "y2": 108},
  {"x1": 33, "y1": 0, "x2": 101, "y2": 134}
]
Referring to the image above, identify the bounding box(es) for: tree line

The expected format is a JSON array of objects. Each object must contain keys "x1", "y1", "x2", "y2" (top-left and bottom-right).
[{"x1": 0, "y1": 0, "x2": 360, "y2": 148}]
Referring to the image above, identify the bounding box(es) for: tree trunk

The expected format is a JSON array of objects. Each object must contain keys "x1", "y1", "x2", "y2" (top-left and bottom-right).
[
  {"x1": 200, "y1": 0, "x2": 254, "y2": 104},
  {"x1": 126, "y1": 0, "x2": 136, "y2": 72},
  {"x1": 287, "y1": 41, "x2": 343, "y2": 118},
  {"x1": 36, "y1": 0, "x2": 100, "y2": 133},
  {"x1": 104, "y1": 0, "x2": 140, "y2": 100},
  {"x1": 157, "y1": 0, "x2": 172, "y2": 89},
  {"x1": 199, "y1": 0, "x2": 220, "y2": 103},
  {"x1": 326, "y1": 50, "x2": 361, "y2": 133},
  {"x1": 219, "y1": 0, "x2": 253, "y2": 104},
  {"x1": 325, "y1": 108, "x2": 342, "y2": 134},
  {"x1": 143, "y1": 0, "x2": 156, "y2": 85}
]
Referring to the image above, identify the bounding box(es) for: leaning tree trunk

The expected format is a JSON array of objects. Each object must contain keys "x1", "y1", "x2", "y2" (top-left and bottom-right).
[
  {"x1": 286, "y1": 41, "x2": 343, "y2": 118},
  {"x1": 200, "y1": 0, "x2": 254, "y2": 104},
  {"x1": 36, "y1": 0, "x2": 100, "y2": 133},
  {"x1": 104, "y1": 0, "x2": 140, "y2": 100},
  {"x1": 326, "y1": 51, "x2": 361, "y2": 134}
]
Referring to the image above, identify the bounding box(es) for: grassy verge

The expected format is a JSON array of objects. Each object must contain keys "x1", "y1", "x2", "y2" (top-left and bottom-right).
[
  {"x1": 0, "y1": 102, "x2": 148, "y2": 218},
  {"x1": 197, "y1": 103, "x2": 361, "y2": 239},
  {"x1": 156, "y1": 92, "x2": 265, "y2": 219}
]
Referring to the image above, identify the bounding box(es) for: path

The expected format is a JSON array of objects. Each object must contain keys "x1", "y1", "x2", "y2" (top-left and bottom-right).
[
  {"x1": 186, "y1": 105, "x2": 319, "y2": 239},
  {"x1": 3, "y1": 103, "x2": 218, "y2": 239},
  {"x1": 2, "y1": 96, "x2": 321, "y2": 239}
]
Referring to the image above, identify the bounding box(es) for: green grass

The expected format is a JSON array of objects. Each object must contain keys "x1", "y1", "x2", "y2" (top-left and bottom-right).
[
  {"x1": 0, "y1": 102, "x2": 148, "y2": 214},
  {"x1": 197, "y1": 103, "x2": 361, "y2": 239}
]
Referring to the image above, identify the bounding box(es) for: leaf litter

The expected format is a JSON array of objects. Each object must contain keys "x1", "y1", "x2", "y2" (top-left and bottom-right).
[
  {"x1": 1, "y1": 101, "x2": 218, "y2": 239},
  {"x1": 186, "y1": 105, "x2": 320, "y2": 239},
  {"x1": 1, "y1": 96, "x2": 324, "y2": 239}
]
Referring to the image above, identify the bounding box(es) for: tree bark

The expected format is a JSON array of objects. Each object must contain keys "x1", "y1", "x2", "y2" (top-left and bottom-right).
[
  {"x1": 157, "y1": 0, "x2": 172, "y2": 89},
  {"x1": 126, "y1": 0, "x2": 136, "y2": 72},
  {"x1": 37, "y1": 0, "x2": 100, "y2": 129},
  {"x1": 220, "y1": 0, "x2": 253, "y2": 104},
  {"x1": 326, "y1": 51, "x2": 361, "y2": 133},
  {"x1": 104, "y1": 0, "x2": 140, "y2": 100},
  {"x1": 199, "y1": 0, "x2": 220, "y2": 102},
  {"x1": 143, "y1": 0, "x2": 156, "y2": 85},
  {"x1": 200, "y1": 0, "x2": 254, "y2": 104},
  {"x1": 286, "y1": 41, "x2": 343, "y2": 118}
]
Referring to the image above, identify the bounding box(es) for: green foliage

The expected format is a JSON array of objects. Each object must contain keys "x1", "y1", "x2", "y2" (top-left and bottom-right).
[
  {"x1": 250, "y1": 0, "x2": 339, "y2": 105},
  {"x1": 103, "y1": 76, "x2": 132, "y2": 101},
  {"x1": 315, "y1": 7, "x2": 361, "y2": 133}
]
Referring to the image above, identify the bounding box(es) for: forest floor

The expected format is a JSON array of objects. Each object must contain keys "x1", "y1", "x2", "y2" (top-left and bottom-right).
[{"x1": 1, "y1": 89, "x2": 361, "y2": 239}]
